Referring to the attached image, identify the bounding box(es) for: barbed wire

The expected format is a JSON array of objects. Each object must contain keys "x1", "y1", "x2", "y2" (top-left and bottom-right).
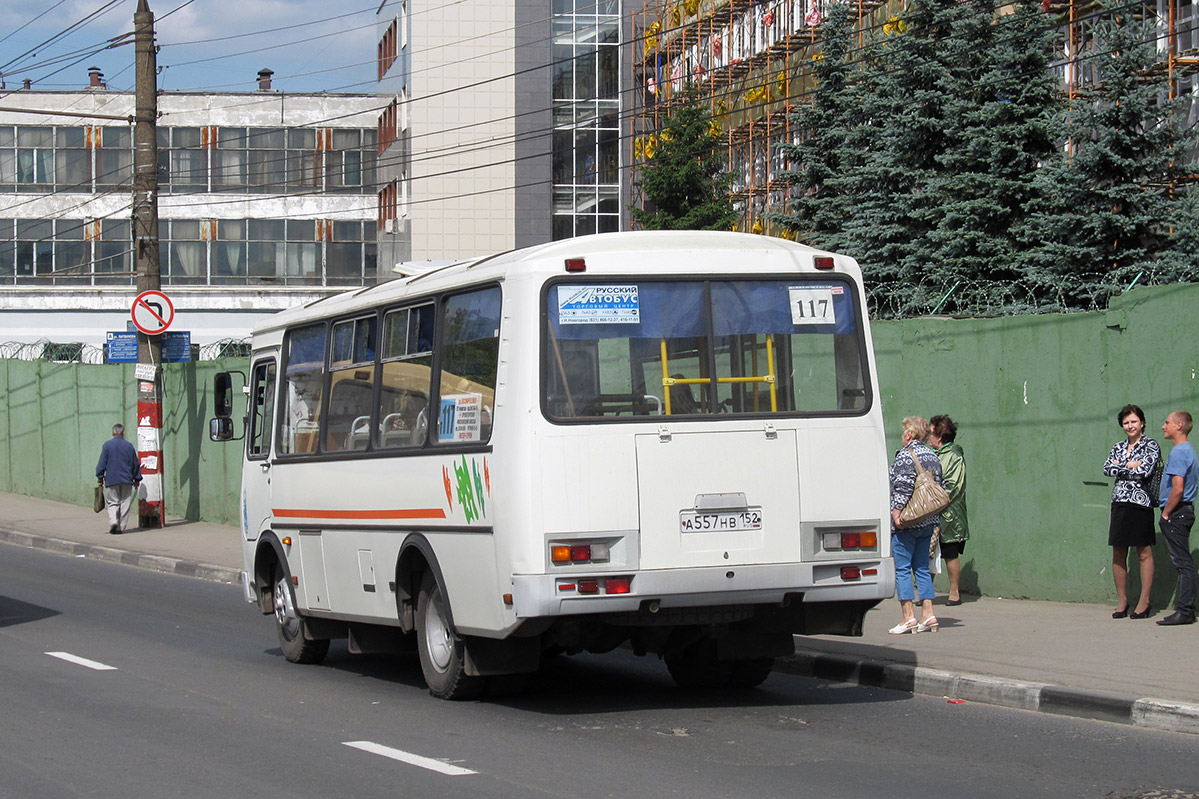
[{"x1": 0, "y1": 337, "x2": 252, "y2": 363}]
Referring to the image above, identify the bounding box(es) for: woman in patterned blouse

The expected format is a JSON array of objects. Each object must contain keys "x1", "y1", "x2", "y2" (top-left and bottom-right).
[
  {"x1": 887, "y1": 416, "x2": 945, "y2": 634},
  {"x1": 1102, "y1": 404, "x2": 1161, "y2": 619}
]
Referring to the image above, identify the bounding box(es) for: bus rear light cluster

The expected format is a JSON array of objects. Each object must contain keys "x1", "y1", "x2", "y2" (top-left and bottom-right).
[
  {"x1": 557, "y1": 576, "x2": 631, "y2": 595},
  {"x1": 841, "y1": 566, "x2": 879, "y2": 581},
  {"x1": 822, "y1": 530, "x2": 878, "y2": 551},
  {"x1": 550, "y1": 542, "x2": 611, "y2": 564}
]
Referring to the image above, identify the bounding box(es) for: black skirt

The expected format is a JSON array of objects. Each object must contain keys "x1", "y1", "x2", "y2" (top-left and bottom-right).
[{"x1": 1109, "y1": 502, "x2": 1155, "y2": 547}]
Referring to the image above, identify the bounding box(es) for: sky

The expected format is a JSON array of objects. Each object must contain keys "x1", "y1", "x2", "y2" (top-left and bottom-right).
[{"x1": 0, "y1": 0, "x2": 379, "y2": 95}]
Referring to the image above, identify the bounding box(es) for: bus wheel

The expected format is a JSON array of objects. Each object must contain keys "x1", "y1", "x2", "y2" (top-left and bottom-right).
[
  {"x1": 274, "y1": 572, "x2": 330, "y2": 664},
  {"x1": 728, "y1": 657, "x2": 774, "y2": 689},
  {"x1": 665, "y1": 638, "x2": 733, "y2": 689},
  {"x1": 416, "y1": 572, "x2": 485, "y2": 700}
]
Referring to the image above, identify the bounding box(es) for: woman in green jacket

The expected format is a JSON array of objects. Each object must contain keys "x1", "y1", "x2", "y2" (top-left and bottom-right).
[{"x1": 930, "y1": 415, "x2": 969, "y2": 605}]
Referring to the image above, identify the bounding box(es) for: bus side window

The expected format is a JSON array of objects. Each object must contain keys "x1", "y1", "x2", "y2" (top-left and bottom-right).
[
  {"x1": 248, "y1": 360, "x2": 276, "y2": 458},
  {"x1": 281, "y1": 323, "x2": 326, "y2": 455},
  {"x1": 437, "y1": 287, "x2": 500, "y2": 444},
  {"x1": 377, "y1": 304, "x2": 434, "y2": 449},
  {"x1": 326, "y1": 316, "x2": 378, "y2": 452}
]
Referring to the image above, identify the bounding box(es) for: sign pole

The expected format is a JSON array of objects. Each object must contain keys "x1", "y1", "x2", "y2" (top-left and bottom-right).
[{"x1": 134, "y1": 0, "x2": 164, "y2": 529}]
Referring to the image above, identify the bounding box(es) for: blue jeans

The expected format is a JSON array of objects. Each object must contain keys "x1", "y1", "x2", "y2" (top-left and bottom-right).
[{"x1": 893, "y1": 525, "x2": 935, "y2": 602}]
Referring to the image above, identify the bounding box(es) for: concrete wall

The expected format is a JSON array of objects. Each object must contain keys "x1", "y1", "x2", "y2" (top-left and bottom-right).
[{"x1": 2, "y1": 283, "x2": 1197, "y2": 602}]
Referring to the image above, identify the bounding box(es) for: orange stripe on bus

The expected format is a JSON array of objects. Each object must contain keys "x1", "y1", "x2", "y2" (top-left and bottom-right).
[{"x1": 272, "y1": 508, "x2": 448, "y2": 520}]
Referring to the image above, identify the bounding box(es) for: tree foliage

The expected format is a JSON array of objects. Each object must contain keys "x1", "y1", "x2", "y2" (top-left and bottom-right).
[
  {"x1": 630, "y1": 84, "x2": 738, "y2": 231},
  {"x1": 774, "y1": 0, "x2": 1199, "y2": 317}
]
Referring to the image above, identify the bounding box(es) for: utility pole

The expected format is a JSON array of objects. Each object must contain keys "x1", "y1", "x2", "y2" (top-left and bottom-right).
[{"x1": 133, "y1": 0, "x2": 164, "y2": 528}]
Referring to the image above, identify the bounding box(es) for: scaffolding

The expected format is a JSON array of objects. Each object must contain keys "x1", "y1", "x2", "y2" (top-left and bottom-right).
[{"x1": 630, "y1": 0, "x2": 1199, "y2": 235}]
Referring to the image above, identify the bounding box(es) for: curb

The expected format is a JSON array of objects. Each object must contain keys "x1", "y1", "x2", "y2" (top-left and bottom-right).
[
  {"x1": 0, "y1": 528, "x2": 243, "y2": 585},
  {"x1": 778, "y1": 648, "x2": 1199, "y2": 736}
]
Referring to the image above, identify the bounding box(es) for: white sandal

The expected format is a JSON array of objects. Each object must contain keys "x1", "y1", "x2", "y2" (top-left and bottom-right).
[{"x1": 888, "y1": 618, "x2": 919, "y2": 635}]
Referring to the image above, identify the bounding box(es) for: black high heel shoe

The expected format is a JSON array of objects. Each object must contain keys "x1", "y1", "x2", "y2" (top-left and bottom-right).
[
  {"x1": 1112, "y1": 605, "x2": 1129, "y2": 619},
  {"x1": 1130, "y1": 605, "x2": 1152, "y2": 620}
]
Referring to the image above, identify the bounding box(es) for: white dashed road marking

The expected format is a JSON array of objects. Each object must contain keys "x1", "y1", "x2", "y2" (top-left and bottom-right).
[
  {"x1": 45, "y1": 652, "x2": 117, "y2": 671},
  {"x1": 343, "y1": 741, "x2": 477, "y2": 776}
]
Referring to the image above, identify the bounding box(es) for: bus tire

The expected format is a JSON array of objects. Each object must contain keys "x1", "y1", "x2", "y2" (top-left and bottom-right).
[
  {"x1": 665, "y1": 638, "x2": 733, "y2": 690},
  {"x1": 416, "y1": 572, "x2": 485, "y2": 700},
  {"x1": 728, "y1": 657, "x2": 774, "y2": 689},
  {"x1": 274, "y1": 572, "x2": 330, "y2": 664}
]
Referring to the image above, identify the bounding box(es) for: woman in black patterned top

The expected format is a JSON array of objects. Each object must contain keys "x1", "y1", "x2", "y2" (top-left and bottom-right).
[{"x1": 1103, "y1": 404, "x2": 1161, "y2": 619}]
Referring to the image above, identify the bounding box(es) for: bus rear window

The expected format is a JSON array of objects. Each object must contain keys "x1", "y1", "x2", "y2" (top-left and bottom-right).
[{"x1": 543, "y1": 279, "x2": 869, "y2": 420}]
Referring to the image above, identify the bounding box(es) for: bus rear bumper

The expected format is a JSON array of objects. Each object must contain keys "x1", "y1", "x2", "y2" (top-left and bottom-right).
[{"x1": 511, "y1": 559, "x2": 895, "y2": 619}]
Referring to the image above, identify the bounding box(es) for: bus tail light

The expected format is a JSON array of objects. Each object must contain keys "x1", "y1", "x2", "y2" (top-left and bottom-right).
[
  {"x1": 841, "y1": 567, "x2": 861, "y2": 580},
  {"x1": 821, "y1": 528, "x2": 879, "y2": 552},
  {"x1": 550, "y1": 541, "x2": 611, "y2": 564},
  {"x1": 578, "y1": 579, "x2": 600, "y2": 594},
  {"x1": 814, "y1": 256, "x2": 834, "y2": 270},
  {"x1": 565, "y1": 258, "x2": 586, "y2": 272},
  {"x1": 604, "y1": 577, "x2": 630, "y2": 594}
]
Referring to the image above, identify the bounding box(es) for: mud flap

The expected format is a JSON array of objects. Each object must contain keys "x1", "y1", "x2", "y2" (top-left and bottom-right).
[
  {"x1": 463, "y1": 634, "x2": 542, "y2": 677},
  {"x1": 789, "y1": 598, "x2": 881, "y2": 637}
]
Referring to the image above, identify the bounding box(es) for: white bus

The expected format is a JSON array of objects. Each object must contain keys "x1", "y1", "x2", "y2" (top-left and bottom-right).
[{"x1": 210, "y1": 230, "x2": 894, "y2": 699}]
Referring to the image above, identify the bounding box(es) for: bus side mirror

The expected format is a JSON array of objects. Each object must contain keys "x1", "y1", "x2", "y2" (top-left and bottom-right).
[
  {"x1": 210, "y1": 417, "x2": 234, "y2": 442},
  {"x1": 214, "y1": 372, "x2": 234, "y2": 418}
]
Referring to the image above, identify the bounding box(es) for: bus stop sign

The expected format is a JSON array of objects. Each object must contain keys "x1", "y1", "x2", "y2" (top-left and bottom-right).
[{"x1": 131, "y1": 290, "x2": 175, "y2": 336}]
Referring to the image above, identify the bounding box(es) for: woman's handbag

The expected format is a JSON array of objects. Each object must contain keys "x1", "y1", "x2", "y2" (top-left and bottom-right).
[
  {"x1": 93, "y1": 483, "x2": 105, "y2": 513},
  {"x1": 899, "y1": 449, "x2": 950, "y2": 526}
]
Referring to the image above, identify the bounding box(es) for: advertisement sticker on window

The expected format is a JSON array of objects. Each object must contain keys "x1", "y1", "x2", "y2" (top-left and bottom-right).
[
  {"x1": 558, "y1": 285, "x2": 640, "y2": 324},
  {"x1": 438, "y1": 393, "x2": 483, "y2": 442}
]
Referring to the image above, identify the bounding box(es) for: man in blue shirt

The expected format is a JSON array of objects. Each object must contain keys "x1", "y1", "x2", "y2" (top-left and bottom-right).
[
  {"x1": 1157, "y1": 411, "x2": 1198, "y2": 626},
  {"x1": 96, "y1": 423, "x2": 142, "y2": 535}
]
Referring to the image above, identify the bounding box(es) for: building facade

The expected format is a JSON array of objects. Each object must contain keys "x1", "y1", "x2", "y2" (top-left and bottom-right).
[
  {"x1": 0, "y1": 71, "x2": 379, "y2": 361},
  {"x1": 374, "y1": 0, "x2": 626, "y2": 271},
  {"x1": 630, "y1": 0, "x2": 1199, "y2": 236}
]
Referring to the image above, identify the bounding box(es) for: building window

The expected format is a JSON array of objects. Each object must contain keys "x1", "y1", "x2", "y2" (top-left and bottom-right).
[
  {"x1": 53, "y1": 218, "x2": 89, "y2": 284},
  {"x1": 56, "y1": 127, "x2": 91, "y2": 189},
  {"x1": 287, "y1": 129, "x2": 320, "y2": 189},
  {"x1": 551, "y1": 0, "x2": 621, "y2": 240},
  {"x1": 214, "y1": 127, "x2": 248, "y2": 191},
  {"x1": 97, "y1": 219, "x2": 131, "y2": 284},
  {"x1": 167, "y1": 127, "x2": 208, "y2": 191},
  {"x1": 97, "y1": 127, "x2": 132, "y2": 188},
  {"x1": 16, "y1": 126, "x2": 54, "y2": 189},
  {"x1": 168, "y1": 219, "x2": 207, "y2": 284},
  {"x1": 213, "y1": 219, "x2": 246, "y2": 283},
  {"x1": 16, "y1": 219, "x2": 53, "y2": 279},
  {"x1": 327, "y1": 129, "x2": 366, "y2": 190},
  {"x1": 0, "y1": 218, "x2": 14, "y2": 283},
  {"x1": 327, "y1": 221, "x2": 367, "y2": 285},
  {"x1": 246, "y1": 128, "x2": 286, "y2": 192}
]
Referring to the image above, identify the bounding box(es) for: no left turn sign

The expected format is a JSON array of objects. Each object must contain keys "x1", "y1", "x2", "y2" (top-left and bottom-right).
[{"x1": 131, "y1": 290, "x2": 175, "y2": 336}]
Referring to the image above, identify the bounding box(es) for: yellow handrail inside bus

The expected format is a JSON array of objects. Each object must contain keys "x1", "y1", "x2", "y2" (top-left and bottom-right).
[{"x1": 659, "y1": 335, "x2": 777, "y2": 415}]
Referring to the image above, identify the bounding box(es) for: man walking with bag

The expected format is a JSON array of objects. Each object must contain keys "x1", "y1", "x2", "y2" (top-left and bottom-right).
[
  {"x1": 1157, "y1": 411, "x2": 1198, "y2": 626},
  {"x1": 96, "y1": 423, "x2": 142, "y2": 535}
]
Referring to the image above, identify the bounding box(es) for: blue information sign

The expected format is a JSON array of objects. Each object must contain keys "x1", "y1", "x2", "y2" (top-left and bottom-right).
[
  {"x1": 162, "y1": 331, "x2": 191, "y2": 363},
  {"x1": 106, "y1": 332, "x2": 139, "y2": 363}
]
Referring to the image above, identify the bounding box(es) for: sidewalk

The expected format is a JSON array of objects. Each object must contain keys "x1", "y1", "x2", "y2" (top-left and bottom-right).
[{"x1": 2, "y1": 490, "x2": 1198, "y2": 734}]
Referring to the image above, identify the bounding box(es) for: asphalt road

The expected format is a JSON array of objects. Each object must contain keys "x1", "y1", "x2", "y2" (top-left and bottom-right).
[{"x1": 2, "y1": 543, "x2": 1197, "y2": 799}]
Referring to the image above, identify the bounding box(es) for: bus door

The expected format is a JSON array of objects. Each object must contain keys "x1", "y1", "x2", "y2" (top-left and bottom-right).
[{"x1": 243, "y1": 355, "x2": 278, "y2": 542}]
